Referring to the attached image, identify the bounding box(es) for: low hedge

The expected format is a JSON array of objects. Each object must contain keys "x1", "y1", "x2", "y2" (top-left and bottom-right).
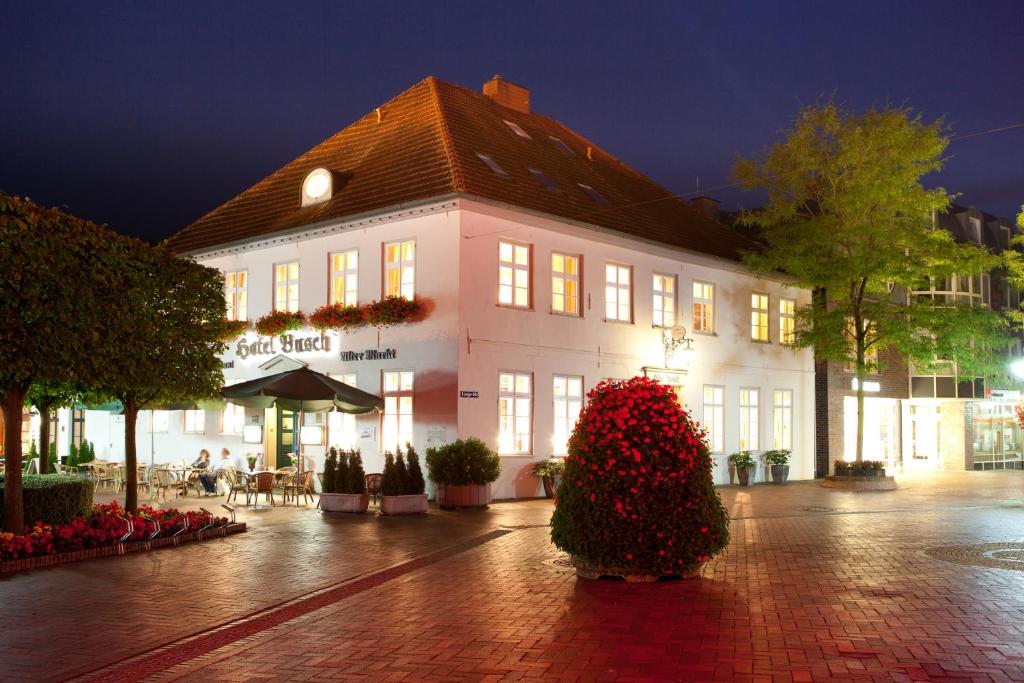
[
  {"x1": 426, "y1": 438, "x2": 501, "y2": 486},
  {"x1": 0, "y1": 475, "x2": 94, "y2": 528}
]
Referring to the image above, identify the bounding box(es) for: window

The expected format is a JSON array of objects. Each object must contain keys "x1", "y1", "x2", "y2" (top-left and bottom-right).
[
  {"x1": 779, "y1": 298, "x2": 796, "y2": 345},
  {"x1": 475, "y1": 152, "x2": 508, "y2": 177},
  {"x1": 703, "y1": 386, "x2": 724, "y2": 453},
  {"x1": 693, "y1": 281, "x2": 715, "y2": 334},
  {"x1": 301, "y1": 168, "x2": 332, "y2": 206},
  {"x1": 329, "y1": 250, "x2": 358, "y2": 306},
  {"x1": 1001, "y1": 226, "x2": 1012, "y2": 250},
  {"x1": 274, "y1": 261, "x2": 299, "y2": 312},
  {"x1": 551, "y1": 253, "x2": 581, "y2": 316},
  {"x1": 605, "y1": 263, "x2": 632, "y2": 322},
  {"x1": 504, "y1": 120, "x2": 531, "y2": 139},
  {"x1": 498, "y1": 371, "x2": 532, "y2": 454},
  {"x1": 151, "y1": 411, "x2": 169, "y2": 433},
  {"x1": 383, "y1": 240, "x2": 415, "y2": 299},
  {"x1": 552, "y1": 375, "x2": 583, "y2": 455},
  {"x1": 184, "y1": 410, "x2": 205, "y2": 434},
  {"x1": 549, "y1": 136, "x2": 574, "y2": 156},
  {"x1": 739, "y1": 388, "x2": 760, "y2": 450},
  {"x1": 578, "y1": 183, "x2": 608, "y2": 205},
  {"x1": 498, "y1": 241, "x2": 531, "y2": 308},
  {"x1": 328, "y1": 374, "x2": 358, "y2": 449},
  {"x1": 529, "y1": 168, "x2": 558, "y2": 191},
  {"x1": 382, "y1": 371, "x2": 414, "y2": 450},
  {"x1": 652, "y1": 273, "x2": 676, "y2": 328},
  {"x1": 71, "y1": 408, "x2": 85, "y2": 448},
  {"x1": 222, "y1": 403, "x2": 245, "y2": 435},
  {"x1": 970, "y1": 217, "x2": 982, "y2": 243},
  {"x1": 751, "y1": 293, "x2": 769, "y2": 341},
  {"x1": 773, "y1": 389, "x2": 793, "y2": 450},
  {"x1": 225, "y1": 271, "x2": 248, "y2": 321}
]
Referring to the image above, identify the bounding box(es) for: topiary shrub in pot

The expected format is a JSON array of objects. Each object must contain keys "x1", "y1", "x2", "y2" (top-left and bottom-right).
[
  {"x1": 728, "y1": 451, "x2": 757, "y2": 486},
  {"x1": 426, "y1": 438, "x2": 501, "y2": 510},
  {"x1": 380, "y1": 446, "x2": 428, "y2": 515},
  {"x1": 319, "y1": 447, "x2": 369, "y2": 513},
  {"x1": 532, "y1": 458, "x2": 565, "y2": 499},
  {"x1": 551, "y1": 377, "x2": 729, "y2": 580},
  {"x1": 763, "y1": 449, "x2": 791, "y2": 484}
]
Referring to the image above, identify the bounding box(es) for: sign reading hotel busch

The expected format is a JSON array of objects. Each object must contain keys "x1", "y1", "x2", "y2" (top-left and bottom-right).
[{"x1": 234, "y1": 333, "x2": 331, "y2": 360}]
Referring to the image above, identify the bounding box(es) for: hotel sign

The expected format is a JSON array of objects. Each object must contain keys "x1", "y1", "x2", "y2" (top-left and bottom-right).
[{"x1": 234, "y1": 333, "x2": 331, "y2": 360}]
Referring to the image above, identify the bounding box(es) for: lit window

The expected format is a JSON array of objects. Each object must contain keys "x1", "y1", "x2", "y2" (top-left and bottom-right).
[
  {"x1": 498, "y1": 241, "x2": 531, "y2": 308},
  {"x1": 151, "y1": 411, "x2": 169, "y2": 434},
  {"x1": 301, "y1": 168, "x2": 332, "y2": 206},
  {"x1": 383, "y1": 240, "x2": 415, "y2": 299},
  {"x1": 578, "y1": 183, "x2": 608, "y2": 205},
  {"x1": 529, "y1": 168, "x2": 558, "y2": 191},
  {"x1": 739, "y1": 388, "x2": 760, "y2": 450},
  {"x1": 773, "y1": 389, "x2": 793, "y2": 450},
  {"x1": 184, "y1": 410, "x2": 205, "y2": 434},
  {"x1": 549, "y1": 136, "x2": 574, "y2": 156},
  {"x1": 498, "y1": 371, "x2": 532, "y2": 454},
  {"x1": 274, "y1": 261, "x2": 300, "y2": 313},
  {"x1": 475, "y1": 152, "x2": 508, "y2": 177},
  {"x1": 382, "y1": 371, "x2": 414, "y2": 451},
  {"x1": 652, "y1": 273, "x2": 676, "y2": 328},
  {"x1": 330, "y1": 250, "x2": 358, "y2": 306},
  {"x1": 222, "y1": 403, "x2": 245, "y2": 435},
  {"x1": 328, "y1": 374, "x2": 358, "y2": 449},
  {"x1": 693, "y1": 281, "x2": 715, "y2": 334},
  {"x1": 504, "y1": 120, "x2": 531, "y2": 139},
  {"x1": 551, "y1": 252, "x2": 580, "y2": 316},
  {"x1": 552, "y1": 375, "x2": 583, "y2": 455},
  {"x1": 779, "y1": 298, "x2": 796, "y2": 345},
  {"x1": 605, "y1": 263, "x2": 632, "y2": 322},
  {"x1": 225, "y1": 271, "x2": 248, "y2": 322},
  {"x1": 751, "y1": 293, "x2": 769, "y2": 341},
  {"x1": 703, "y1": 386, "x2": 724, "y2": 453}
]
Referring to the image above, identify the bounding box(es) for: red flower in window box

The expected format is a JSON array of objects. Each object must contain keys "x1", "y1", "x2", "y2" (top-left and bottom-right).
[
  {"x1": 254, "y1": 310, "x2": 306, "y2": 337},
  {"x1": 219, "y1": 318, "x2": 249, "y2": 341},
  {"x1": 364, "y1": 296, "x2": 421, "y2": 327},
  {"x1": 309, "y1": 303, "x2": 366, "y2": 332}
]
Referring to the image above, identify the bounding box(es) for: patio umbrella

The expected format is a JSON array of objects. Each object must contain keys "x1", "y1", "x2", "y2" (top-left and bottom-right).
[{"x1": 220, "y1": 367, "x2": 383, "y2": 414}]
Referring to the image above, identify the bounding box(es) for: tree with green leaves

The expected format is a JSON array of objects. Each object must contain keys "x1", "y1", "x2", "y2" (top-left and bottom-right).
[{"x1": 735, "y1": 102, "x2": 1010, "y2": 463}]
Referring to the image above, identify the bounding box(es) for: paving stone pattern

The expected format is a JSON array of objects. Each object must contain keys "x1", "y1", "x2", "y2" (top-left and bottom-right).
[{"x1": 1, "y1": 471, "x2": 1024, "y2": 681}]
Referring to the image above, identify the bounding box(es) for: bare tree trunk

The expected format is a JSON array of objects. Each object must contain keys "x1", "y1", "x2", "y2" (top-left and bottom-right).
[
  {"x1": 38, "y1": 408, "x2": 50, "y2": 475},
  {"x1": 124, "y1": 399, "x2": 139, "y2": 514},
  {"x1": 3, "y1": 387, "x2": 29, "y2": 534},
  {"x1": 855, "y1": 365, "x2": 865, "y2": 463}
]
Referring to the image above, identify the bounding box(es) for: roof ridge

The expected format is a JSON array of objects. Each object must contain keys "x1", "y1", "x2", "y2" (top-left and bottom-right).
[{"x1": 426, "y1": 77, "x2": 465, "y2": 192}]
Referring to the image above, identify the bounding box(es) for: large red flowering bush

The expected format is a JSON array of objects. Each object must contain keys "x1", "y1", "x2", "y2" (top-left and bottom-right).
[{"x1": 551, "y1": 377, "x2": 729, "y2": 576}]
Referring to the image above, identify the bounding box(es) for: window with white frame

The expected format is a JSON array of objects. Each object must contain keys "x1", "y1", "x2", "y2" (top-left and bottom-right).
[
  {"x1": 330, "y1": 250, "x2": 358, "y2": 306},
  {"x1": 382, "y1": 371, "x2": 414, "y2": 451},
  {"x1": 739, "y1": 388, "x2": 760, "y2": 450},
  {"x1": 328, "y1": 373, "x2": 359, "y2": 449},
  {"x1": 693, "y1": 281, "x2": 715, "y2": 333},
  {"x1": 970, "y1": 217, "x2": 982, "y2": 243},
  {"x1": 552, "y1": 375, "x2": 583, "y2": 455},
  {"x1": 551, "y1": 252, "x2": 580, "y2": 316},
  {"x1": 151, "y1": 410, "x2": 169, "y2": 433},
  {"x1": 652, "y1": 273, "x2": 676, "y2": 328},
  {"x1": 779, "y1": 298, "x2": 796, "y2": 345},
  {"x1": 274, "y1": 261, "x2": 299, "y2": 312},
  {"x1": 222, "y1": 403, "x2": 245, "y2": 435},
  {"x1": 225, "y1": 271, "x2": 248, "y2": 321},
  {"x1": 384, "y1": 241, "x2": 415, "y2": 299},
  {"x1": 498, "y1": 241, "x2": 531, "y2": 308},
  {"x1": 773, "y1": 389, "x2": 793, "y2": 450},
  {"x1": 604, "y1": 263, "x2": 632, "y2": 322},
  {"x1": 184, "y1": 410, "x2": 205, "y2": 434},
  {"x1": 751, "y1": 293, "x2": 769, "y2": 341},
  {"x1": 702, "y1": 386, "x2": 724, "y2": 453},
  {"x1": 498, "y1": 371, "x2": 532, "y2": 455}
]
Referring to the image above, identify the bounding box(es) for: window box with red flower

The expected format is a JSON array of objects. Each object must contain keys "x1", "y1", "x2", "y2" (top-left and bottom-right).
[
  {"x1": 254, "y1": 310, "x2": 306, "y2": 337},
  {"x1": 220, "y1": 318, "x2": 249, "y2": 340},
  {"x1": 363, "y1": 296, "x2": 421, "y2": 327},
  {"x1": 308, "y1": 303, "x2": 366, "y2": 333}
]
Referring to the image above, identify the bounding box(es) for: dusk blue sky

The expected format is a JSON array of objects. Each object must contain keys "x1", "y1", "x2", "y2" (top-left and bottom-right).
[{"x1": 2, "y1": 0, "x2": 1022, "y2": 242}]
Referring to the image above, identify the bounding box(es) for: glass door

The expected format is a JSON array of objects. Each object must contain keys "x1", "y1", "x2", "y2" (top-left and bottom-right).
[
  {"x1": 908, "y1": 405, "x2": 941, "y2": 470},
  {"x1": 276, "y1": 409, "x2": 296, "y2": 469}
]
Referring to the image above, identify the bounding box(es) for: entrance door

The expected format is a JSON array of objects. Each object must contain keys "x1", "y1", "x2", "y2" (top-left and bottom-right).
[
  {"x1": 276, "y1": 408, "x2": 297, "y2": 469},
  {"x1": 908, "y1": 405, "x2": 941, "y2": 470}
]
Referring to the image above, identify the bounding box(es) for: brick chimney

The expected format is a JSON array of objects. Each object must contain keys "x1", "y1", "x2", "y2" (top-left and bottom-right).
[
  {"x1": 691, "y1": 195, "x2": 720, "y2": 221},
  {"x1": 483, "y1": 74, "x2": 530, "y2": 114}
]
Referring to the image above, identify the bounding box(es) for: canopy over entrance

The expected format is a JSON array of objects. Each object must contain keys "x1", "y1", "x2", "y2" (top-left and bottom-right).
[{"x1": 220, "y1": 366, "x2": 384, "y2": 414}]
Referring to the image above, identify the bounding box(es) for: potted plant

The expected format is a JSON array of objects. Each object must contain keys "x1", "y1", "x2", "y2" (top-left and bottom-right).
[
  {"x1": 426, "y1": 438, "x2": 501, "y2": 509},
  {"x1": 245, "y1": 453, "x2": 257, "y2": 472},
  {"x1": 319, "y1": 447, "x2": 369, "y2": 513},
  {"x1": 532, "y1": 458, "x2": 565, "y2": 499},
  {"x1": 380, "y1": 445, "x2": 428, "y2": 514},
  {"x1": 728, "y1": 450, "x2": 757, "y2": 486},
  {"x1": 763, "y1": 449, "x2": 791, "y2": 484}
]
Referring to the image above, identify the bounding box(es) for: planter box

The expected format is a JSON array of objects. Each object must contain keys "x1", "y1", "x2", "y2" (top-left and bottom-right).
[
  {"x1": 823, "y1": 475, "x2": 897, "y2": 491},
  {"x1": 380, "y1": 494, "x2": 428, "y2": 515},
  {"x1": 770, "y1": 464, "x2": 790, "y2": 484},
  {"x1": 320, "y1": 492, "x2": 369, "y2": 513},
  {"x1": 735, "y1": 465, "x2": 756, "y2": 486},
  {"x1": 436, "y1": 483, "x2": 492, "y2": 509},
  {"x1": 572, "y1": 555, "x2": 704, "y2": 582}
]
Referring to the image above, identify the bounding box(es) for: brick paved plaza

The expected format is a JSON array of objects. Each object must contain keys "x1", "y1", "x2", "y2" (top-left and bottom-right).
[{"x1": 3, "y1": 472, "x2": 1024, "y2": 682}]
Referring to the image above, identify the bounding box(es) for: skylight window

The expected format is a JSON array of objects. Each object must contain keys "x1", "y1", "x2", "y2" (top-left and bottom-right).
[
  {"x1": 549, "y1": 136, "x2": 574, "y2": 156},
  {"x1": 530, "y1": 168, "x2": 558, "y2": 191},
  {"x1": 301, "y1": 168, "x2": 333, "y2": 206},
  {"x1": 577, "y1": 183, "x2": 608, "y2": 205},
  {"x1": 504, "y1": 120, "x2": 532, "y2": 139},
  {"x1": 475, "y1": 152, "x2": 508, "y2": 177}
]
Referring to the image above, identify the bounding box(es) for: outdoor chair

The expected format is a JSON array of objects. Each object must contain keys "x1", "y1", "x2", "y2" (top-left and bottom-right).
[
  {"x1": 94, "y1": 464, "x2": 116, "y2": 491},
  {"x1": 248, "y1": 471, "x2": 276, "y2": 508},
  {"x1": 365, "y1": 473, "x2": 382, "y2": 504},
  {"x1": 151, "y1": 469, "x2": 174, "y2": 500},
  {"x1": 284, "y1": 470, "x2": 315, "y2": 505},
  {"x1": 216, "y1": 466, "x2": 236, "y2": 495},
  {"x1": 181, "y1": 469, "x2": 204, "y2": 497},
  {"x1": 224, "y1": 469, "x2": 249, "y2": 503}
]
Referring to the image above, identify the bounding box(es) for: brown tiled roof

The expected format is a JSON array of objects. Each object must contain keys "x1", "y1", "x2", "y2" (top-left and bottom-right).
[{"x1": 166, "y1": 76, "x2": 754, "y2": 260}]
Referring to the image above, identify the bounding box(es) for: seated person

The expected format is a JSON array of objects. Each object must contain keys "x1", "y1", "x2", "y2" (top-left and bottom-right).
[{"x1": 193, "y1": 449, "x2": 217, "y2": 495}]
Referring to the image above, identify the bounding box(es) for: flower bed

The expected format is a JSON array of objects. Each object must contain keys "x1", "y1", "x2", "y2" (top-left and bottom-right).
[{"x1": 254, "y1": 310, "x2": 306, "y2": 336}]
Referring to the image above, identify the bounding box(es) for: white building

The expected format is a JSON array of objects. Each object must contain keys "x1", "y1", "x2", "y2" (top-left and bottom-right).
[{"x1": 62, "y1": 75, "x2": 815, "y2": 498}]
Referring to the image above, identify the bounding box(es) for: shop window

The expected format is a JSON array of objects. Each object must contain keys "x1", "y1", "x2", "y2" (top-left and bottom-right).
[
  {"x1": 693, "y1": 281, "x2": 715, "y2": 334},
  {"x1": 779, "y1": 298, "x2": 796, "y2": 345},
  {"x1": 739, "y1": 388, "x2": 760, "y2": 450},
  {"x1": 274, "y1": 261, "x2": 299, "y2": 312},
  {"x1": 183, "y1": 410, "x2": 205, "y2": 434},
  {"x1": 552, "y1": 375, "x2": 583, "y2": 455},
  {"x1": 328, "y1": 374, "x2": 359, "y2": 449},
  {"x1": 330, "y1": 250, "x2": 358, "y2": 306},
  {"x1": 225, "y1": 270, "x2": 248, "y2": 321},
  {"x1": 498, "y1": 371, "x2": 532, "y2": 455},
  {"x1": 222, "y1": 403, "x2": 245, "y2": 435},
  {"x1": 702, "y1": 385, "x2": 724, "y2": 453},
  {"x1": 382, "y1": 371, "x2": 414, "y2": 450},
  {"x1": 751, "y1": 293, "x2": 769, "y2": 342},
  {"x1": 772, "y1": 389, "x2": 793, "y2": 450},
  {"x1": 652, "y1": 273, "x2": 676, "y2": 328},
  {"x1": 972, "y1": 402, "x2": 1023, "y2": 470},
  {"x1": 383, "y1": 240, "x2": 415, "y2": 300},
  {"x1": 498, "y1": 241, "x2": 531, "y2": 308},
  {"x1": 604, "y1": 263, "x2": 632, "y2": 322}
]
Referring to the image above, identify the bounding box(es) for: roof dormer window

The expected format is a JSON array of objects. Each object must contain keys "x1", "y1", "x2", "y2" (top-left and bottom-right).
[
  {"x1": 301, "y1": 168, "x2": 333, "y2": 206},
  {"x1": 475, "y1": 152, "x2": 508, "y2": 177},
  {"x1": 504, "y1": 120, "x2": 532, "y2": 139}
]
